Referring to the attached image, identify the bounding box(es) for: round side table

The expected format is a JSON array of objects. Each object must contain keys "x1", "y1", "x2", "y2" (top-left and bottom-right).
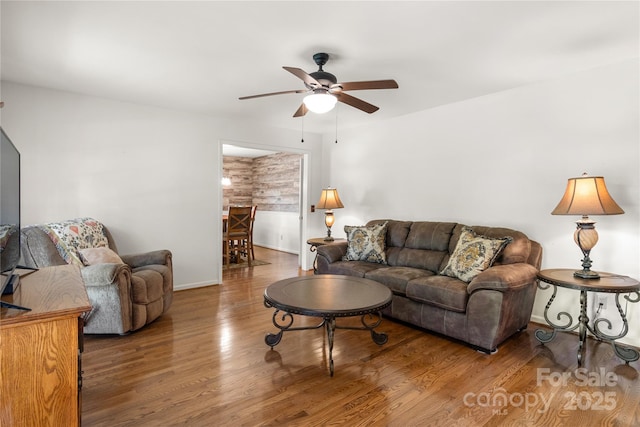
[
  {"x1": 307, "y1": 237, "x2": 346, "y2": 273},
  {"x1": 535, "y1": 269, "x2": 640, "y2": 366}
]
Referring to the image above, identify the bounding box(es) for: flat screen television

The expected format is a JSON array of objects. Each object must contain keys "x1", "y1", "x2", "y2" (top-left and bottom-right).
[{"x1": 0, "y1": 127, "x2": 22, "y2": 295}]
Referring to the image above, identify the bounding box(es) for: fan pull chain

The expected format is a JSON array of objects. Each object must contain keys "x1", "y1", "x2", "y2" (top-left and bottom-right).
[
  {"x1": 300, "y1": 113, "x2": 304, "y2": 143},
  {"x1": 335, "y1": 104, "x2": 339, "y2": 144}
]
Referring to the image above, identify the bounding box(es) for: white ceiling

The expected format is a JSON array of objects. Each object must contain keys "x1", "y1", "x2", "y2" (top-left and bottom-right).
[{"x1": 1, "y1": 1, "x2": 637, "y2": 134}]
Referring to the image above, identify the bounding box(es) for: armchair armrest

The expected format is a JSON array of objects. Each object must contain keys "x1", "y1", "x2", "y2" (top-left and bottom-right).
[
  {"x1": 467, "y1": 263, "x2": 538, "y2": 294},
  {"x1": 81, "y1": 262, "x2": 131, "y2": 286},
  {"x1": 120, "y1": 249, "x2": 172, "y2": 269},
  {"x1": 316, "y1": 242, "x2": 348, "y2": 264},
  {"x1": 80, "y1": 262, "x2": 133, "y2": 334}
]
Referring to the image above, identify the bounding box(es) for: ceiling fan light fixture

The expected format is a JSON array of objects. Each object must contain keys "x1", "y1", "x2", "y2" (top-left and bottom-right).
[{"x1": 303, "y1": 92, "x2": 337, "y2": 114}]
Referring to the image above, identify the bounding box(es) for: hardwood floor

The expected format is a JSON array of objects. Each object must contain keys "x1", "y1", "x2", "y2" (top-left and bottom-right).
[{"x1": 82, "y1": 247, "x2": 640, "y2": 426}]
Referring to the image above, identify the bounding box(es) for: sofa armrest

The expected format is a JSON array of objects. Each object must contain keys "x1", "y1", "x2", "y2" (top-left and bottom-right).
[
  {"x1": 467, "y1": 263, "x2": 538, "y2": 293},
  {"x1": 120, "y1": 249, "x2": 172, "y2": 269},
  {"x1": 316, "y1": 242, "x2": 348, "y2": 264}
]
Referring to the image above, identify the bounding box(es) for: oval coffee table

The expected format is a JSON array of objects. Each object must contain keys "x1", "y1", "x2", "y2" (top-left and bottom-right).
[{"x1": 264, "y1": 274, "x2": 392, "y2": 376}]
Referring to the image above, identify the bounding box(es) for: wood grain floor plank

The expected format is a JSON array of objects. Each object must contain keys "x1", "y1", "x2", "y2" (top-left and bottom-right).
[{"x1": 81, "y1": 246, "x2": 640, "y2": 426}]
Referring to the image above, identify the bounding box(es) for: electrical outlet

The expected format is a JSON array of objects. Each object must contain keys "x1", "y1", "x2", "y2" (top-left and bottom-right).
[
  {"x1": 589, "y1": 293, "x2": 623, "y2": 335},
  {"x1": 596, "y1": 294, "x2": 608, "y2": 311},
  {"x1": 591, "y1": 293, "x2": 608, "y2": 320}
]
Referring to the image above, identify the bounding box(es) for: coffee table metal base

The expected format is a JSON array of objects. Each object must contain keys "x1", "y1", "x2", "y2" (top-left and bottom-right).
[{"x1": 264, "y1": 303, "x2": 388, "y2": 376}]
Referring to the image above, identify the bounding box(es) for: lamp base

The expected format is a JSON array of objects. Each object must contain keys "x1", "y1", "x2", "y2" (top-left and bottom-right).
[
  {"x1": 574, "y1": 269, "x2": 600, "y2": 280},
  {"x1": 573, "y1": 218, "x2": 600, "y2": 280},
  {"x1": 323, "y1": 210, "x2": 335, "y2": 242}
]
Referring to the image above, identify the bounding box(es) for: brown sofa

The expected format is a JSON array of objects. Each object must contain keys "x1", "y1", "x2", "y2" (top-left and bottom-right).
[{"x1": 316, "y1": 220, "x2": 542, "y2": 353}]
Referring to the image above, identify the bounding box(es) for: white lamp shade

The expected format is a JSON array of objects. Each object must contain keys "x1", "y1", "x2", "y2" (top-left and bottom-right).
[{"x1": 303, "y1": 93, "x2": 337, "y2": 114}]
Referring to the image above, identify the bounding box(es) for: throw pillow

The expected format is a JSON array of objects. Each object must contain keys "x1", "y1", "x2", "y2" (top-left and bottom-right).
[
  {"x1": 440, "y1": 227, "x2": 512, "y2": 283},
  {"x1": 343, "y1": 221, "x2": 388, "y2": 264},
  {"x1": 79, "y1": 247, "x2": 124, "y2": 266}
]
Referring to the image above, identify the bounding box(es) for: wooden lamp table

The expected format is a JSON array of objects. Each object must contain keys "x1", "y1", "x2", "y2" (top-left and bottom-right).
[{"x1": 535, "y1": 268, "x2": 640, "y2": 366}]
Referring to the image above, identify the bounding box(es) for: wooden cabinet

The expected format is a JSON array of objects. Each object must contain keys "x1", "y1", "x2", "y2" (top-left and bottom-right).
[{"x1": 1, "y1": 265, "x2": 91, "y2": 426}]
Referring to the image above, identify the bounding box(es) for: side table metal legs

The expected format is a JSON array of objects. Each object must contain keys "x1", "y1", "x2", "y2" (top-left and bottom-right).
[
  {"x1": 535, "y1": 283, "x2": 640, "y2": 365},
  {"x1": 264, "y1": 302, "x2": 388, "y2": 376},
  {"x1": 309, "y1": 244, "x2": 319, "y2": 274},
  {"x1": 592, "y1": 291, "x2": 640, "y2": 363},
  {"x1": 534, "y1": 282, "x2": 579, "y2": 345}
]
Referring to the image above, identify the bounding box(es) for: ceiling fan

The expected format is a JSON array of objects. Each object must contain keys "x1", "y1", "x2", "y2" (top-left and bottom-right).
[{"x1": 239, "y1": 53, "x2": 398, "y2": 117}]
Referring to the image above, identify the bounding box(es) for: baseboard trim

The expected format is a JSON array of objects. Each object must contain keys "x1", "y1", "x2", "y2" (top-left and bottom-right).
[
  {"x1": 254, "y1": 243, "x2": 299, "y2": 255},
  {"x1": 174, "y1": 281, "x2": 220, "y2": 292}
]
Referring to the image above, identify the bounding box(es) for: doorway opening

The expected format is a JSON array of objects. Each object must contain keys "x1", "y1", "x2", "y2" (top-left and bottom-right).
[{"x1": 219, "y1": 141, "x2": 310, "y2": 278}]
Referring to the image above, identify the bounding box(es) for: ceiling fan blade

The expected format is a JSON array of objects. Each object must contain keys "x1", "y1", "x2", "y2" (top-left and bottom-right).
[
  {"x1": 283, "y1": 66, "x2": 321, "y2": 88},
  {"x1": 335, "y1": 92, "x2": 379, "y2": 114},
  {"x1": 293, "y1": 104, "x2": 308, "y2": 117},
  {"x1": 336, "y1": 80, "x2": 399, "y2": 91},
  {"x1": 239, "y1": 89, "x2": 306, "y2": 100}
]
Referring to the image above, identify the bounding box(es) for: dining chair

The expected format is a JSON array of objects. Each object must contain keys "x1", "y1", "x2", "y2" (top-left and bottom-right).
[
  {"x1": 247, "y1": 205, "x2": 258, "y2": 261},
  {"x1": 223, "y1": 206, "x2": 252, "y2": 267},
  {"x1": 236, "y1": 205, "x2": 257, "y2": 263}
]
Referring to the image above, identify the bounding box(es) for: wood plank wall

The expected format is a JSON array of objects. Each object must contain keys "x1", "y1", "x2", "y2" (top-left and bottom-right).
[
  {"x1": 222, "y1": 156, "x2": 253, "y2": 208},
  {"x1": 222, "y1": 153, "x2": 301, "y2": 212}
]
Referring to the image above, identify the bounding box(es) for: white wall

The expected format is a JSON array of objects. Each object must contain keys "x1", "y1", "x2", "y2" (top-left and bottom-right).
[
  {"x1": 0, "y1": 82, "x2": 323, "y2": 288},
  {"x1": 253, "y1": 211, "x2": 300, "y2": 254},
  {"x1": 324, "y1": 60, "x2": 640, "y2": 346}
]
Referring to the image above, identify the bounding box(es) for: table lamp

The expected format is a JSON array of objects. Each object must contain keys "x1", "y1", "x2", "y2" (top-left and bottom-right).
[
  {"x1": 317, "y1": 187, "x2": 344, "y2": 241},
  {"x1": 551, "y1": 173, "x2": 624, "y2": 279}
]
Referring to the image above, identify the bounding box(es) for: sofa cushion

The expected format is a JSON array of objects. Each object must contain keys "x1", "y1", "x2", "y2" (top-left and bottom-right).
[
  {"x1": 440, "y1": 227, "x2": 512, "y2": 283},
  {"x1": 320, "y1": 260, "x2": 385, "y2": 278},
  {"x1": 387, "y1": 222, "x2": 456, "y2": 271},
  {"x1": 343, "y1": 222, "x2": 388, "y2": 264},
  {"x1": 405, "y1": 222, "x2": 457, "y2": 251},
  {"x1": 367, "y1": 220, "x2": 412, "y2": 248},
  {"x1": 366, "y1": 266, "x2": 434, "y2": 296},
  {"x1": 397, "y1": 248, "x2": 448, "y2": 272},
  {"x1": 406, "y1": 275, "x2": 469, "y2": 313}
]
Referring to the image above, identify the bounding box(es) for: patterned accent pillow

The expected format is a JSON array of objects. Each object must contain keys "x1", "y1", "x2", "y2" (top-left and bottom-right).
[
  {"x1": 343, "y1": 221, "x2": 388, "y2": 264},
  {"x1": 79, "y1": 247, "x2": 123, "y2": 266},
  {"x1": 440, "y1": 227, "x2": 512, "y2": 283},
  {"x1": 38, "y1": 218, "x2": 110, "y2": 266}
]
